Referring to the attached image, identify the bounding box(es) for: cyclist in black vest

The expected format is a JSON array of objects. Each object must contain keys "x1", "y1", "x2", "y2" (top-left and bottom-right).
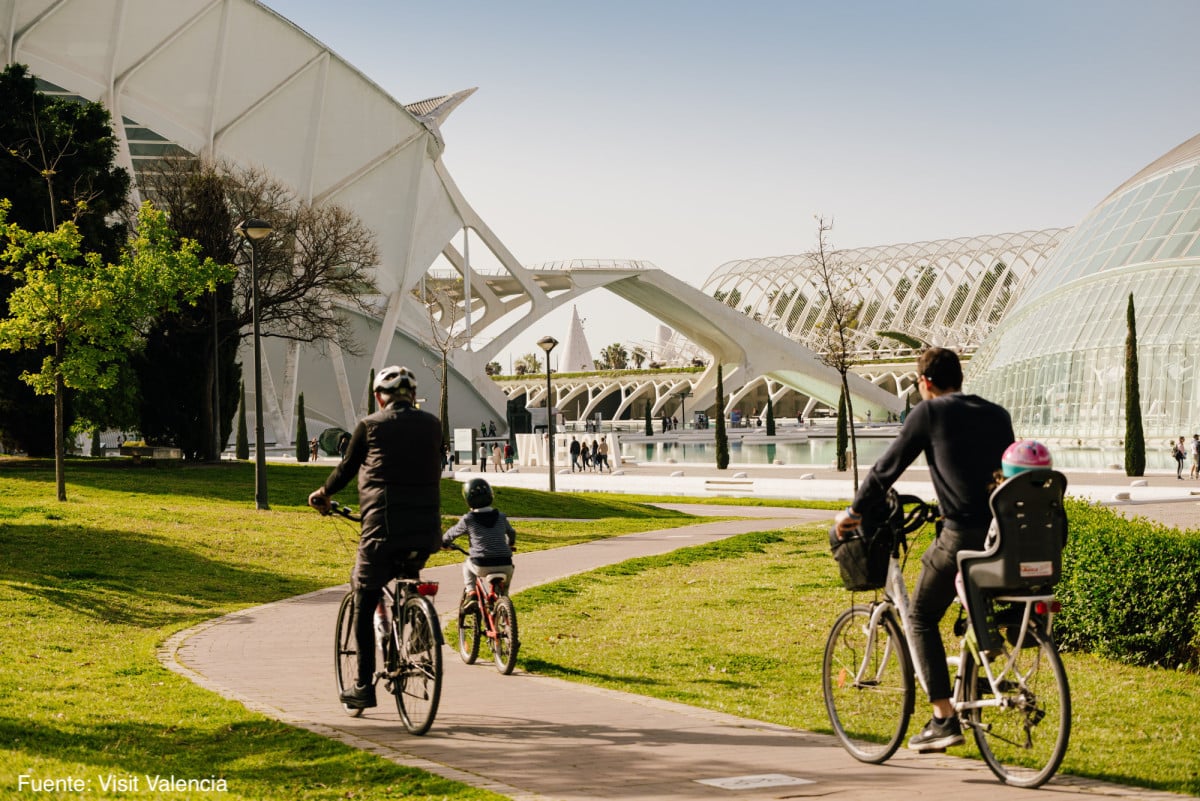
[
  {"x1": 309, "y1": 365, "x2": 443, "y2": 709},
  {"x1": 834, "y1": 347, "x2": 1014, "y2": 752}
]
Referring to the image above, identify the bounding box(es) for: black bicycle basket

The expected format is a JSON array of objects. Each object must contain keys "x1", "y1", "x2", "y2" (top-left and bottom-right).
[{"x1": 829, "y1": 491, "x2": 929, "y2": 592}]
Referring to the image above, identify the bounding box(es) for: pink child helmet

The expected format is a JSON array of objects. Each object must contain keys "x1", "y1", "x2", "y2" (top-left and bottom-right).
[{"x1": 1001, "y1": 440, "x2": 1053, "y2": 478}]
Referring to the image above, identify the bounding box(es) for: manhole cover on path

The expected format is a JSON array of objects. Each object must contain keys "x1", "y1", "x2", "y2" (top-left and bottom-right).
[{"x1": 696, "y1": 774, "x2": 816, "y2": 790}]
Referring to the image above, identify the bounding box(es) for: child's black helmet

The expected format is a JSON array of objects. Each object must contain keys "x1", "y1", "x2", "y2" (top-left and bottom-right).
[{"x1": 463, "y1": 477, "x2": 493, "y2": 509}]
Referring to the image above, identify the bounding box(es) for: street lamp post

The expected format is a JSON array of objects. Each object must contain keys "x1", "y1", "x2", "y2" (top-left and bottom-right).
[
  {"x1": 676, "y1": 387, "x2": 692, "y2": 430},
  {"x1": 538, "y1": 335, "x2": 558, "y2": 492},
  {"x1": 236, "y1": 218, "x2": 274, "y2": 510}
]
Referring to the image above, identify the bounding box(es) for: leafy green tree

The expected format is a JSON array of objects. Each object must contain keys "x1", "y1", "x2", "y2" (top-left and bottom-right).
[
  {"x1": 1125, "y1": 293, "x2": 1145, "y2": 477},
  {"x1": 631, "y1": 346, "x2": 647, "y2": 369},
  {"x1": 235, "y1": 381, "x2": 249, "y2": 460},
  {"x1": 765, "y1": 394, "x2": 776, "y2": 436},
  {"x1": 597, "y1": 343, "x2": 629, "y2": 370},
  {"x1": 514, "y1": 353, "x2": 542, "y2": 376},
  {"x1": 715, "y1": 364, "x2": 729, "y2": 470},
  {"x1": 0, "y1": 63, "x2": 131, "y2": 456},
  {"x1": 0, "y1": 201, "x2": 231, "y2": 499},
  {"x1": 295, "y1": 392, "x2": 309, "y2": 462}
]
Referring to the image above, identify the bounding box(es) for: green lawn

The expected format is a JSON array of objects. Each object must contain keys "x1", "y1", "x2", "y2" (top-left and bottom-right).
[
  {"x1": 0, "y1": 458, "x2": 699, "y2": 801},
  {"x1": 516, "y1": 524, "x2": 1200, "y2": 796}
]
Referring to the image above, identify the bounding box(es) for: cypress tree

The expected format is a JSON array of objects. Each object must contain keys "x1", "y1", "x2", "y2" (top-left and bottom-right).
[
  {"x1": 836, "y1": 387, "x2": 848, "y2": 471},
  {"x1": 765, "y1": 394, "x2": 776, "y2": 436},
  {"x1": 644, "y1": 401, "x2": 653, "y2": 436},
  {"x1": 715, "y1": 364, "x2": 730, "y2": 469},
  {"x1": 367, "y1": 368, "x2": 376, "y2": 414},
  {"x1": 295, "y1": 392, "x2": 309, "y2": 462},
  {"x1": 235, "y1": 380, "x2": 249, "y2": 460},
  {"x1": 1125, "y1": 293, "x2": 1145, "y2": 476}
]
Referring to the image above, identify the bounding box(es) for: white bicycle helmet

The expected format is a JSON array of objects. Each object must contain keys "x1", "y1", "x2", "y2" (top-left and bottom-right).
[{"x1": 374, "y1": 365, "x2": 417, "y2": 395}]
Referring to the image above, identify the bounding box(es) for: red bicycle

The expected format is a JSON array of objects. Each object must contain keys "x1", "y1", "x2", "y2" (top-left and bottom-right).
[{"x1": 447, "y1": 544, "x2": 519, "y2": 674}]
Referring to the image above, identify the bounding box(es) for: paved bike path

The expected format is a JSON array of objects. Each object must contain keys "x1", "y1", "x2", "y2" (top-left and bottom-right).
[{"x1": 162, "y1": 508, "x2": 1189, "y2": 801}]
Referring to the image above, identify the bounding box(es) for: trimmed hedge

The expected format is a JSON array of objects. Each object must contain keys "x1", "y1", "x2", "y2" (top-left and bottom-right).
[{"x1": 1055, "y1": 498, "x2": 1200, "y2": 670}]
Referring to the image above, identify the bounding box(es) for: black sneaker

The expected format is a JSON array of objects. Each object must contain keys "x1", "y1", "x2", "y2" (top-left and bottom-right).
[
  {"x1": 908, "y1": 716, "x2": 963, "y2": 752},
  {"x1": 339, "y1": 682, "x2": 377, "y2": 709}
]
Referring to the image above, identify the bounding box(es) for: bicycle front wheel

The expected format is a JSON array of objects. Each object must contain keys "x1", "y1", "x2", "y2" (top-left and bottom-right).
[
  {"x1": 394, "y1": 596, "x2": 443, "y2": 735},
  {"x1": 963, "y1": 627, "x2": 1070, "y2": 788},
  {"x1": 491, "y1": 596, "x2": 519, "y2": 675},
  {"x1": 823, "y1": 604, "x2": 914, "y2": 763},
  {"x1": 333, "y1": 592, "x2": 363, "y2": 718},
  {"x1": 457, "y1": 593, "x2": 481, "y2": 664}
]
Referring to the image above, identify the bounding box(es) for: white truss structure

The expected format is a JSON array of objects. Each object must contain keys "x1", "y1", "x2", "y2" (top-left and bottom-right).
[{"x1": 700, "y1": 230, "x2": 1070, "y2": 358}]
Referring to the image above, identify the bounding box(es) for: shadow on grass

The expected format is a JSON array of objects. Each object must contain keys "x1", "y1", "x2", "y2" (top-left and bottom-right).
[
  {"x1": 0, "y1": 717, "x2": 467, "y2": 796},
  {"x1": 0, "y1": 521, "x2": 323, "y2": 628},
  {"x1": 520, "y1": 657, "x2": 666, "y2": 688}
]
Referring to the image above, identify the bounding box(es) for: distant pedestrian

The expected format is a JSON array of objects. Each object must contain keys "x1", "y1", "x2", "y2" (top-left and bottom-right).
[
  {"x1": 1192, "y1": 434, "x2": 1200, "y2": 479},
  {"x1": 597, "y1": 436, "x2": 610, "y2": 472},
  {"x1": 570, "y1": 436, "x2": 582, "y2": 472},
  {"x1": 581, "y1": 440, "x2": 593, "y2": 471},
  {"x1": 479, "y1": 442, "x2": 488, "y2": 472},
  {"x1": 504, "y1": 442, "x2": 514, "y2": 470},
  {"x1": 488, "y1": 420, "x2": 497, "y2": 437},
  {"x1": 1174, "y1": 437, "x2": 1186, "y2": 479},
  {"x1": 309, "y1": 437, "x2": 319, "y2": 462},
  {"x1": 492, "y1": 442, "x2": 503, "y2": 472},
  {"x1": 337, "y1": 430, "x2": 351, "y2": 458}
]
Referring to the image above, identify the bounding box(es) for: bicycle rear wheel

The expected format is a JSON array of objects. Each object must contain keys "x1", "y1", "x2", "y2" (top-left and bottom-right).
[
  {"x1": 457, "y1": 592, "x2": 481, "y2": 664},
  {"x1": 333, "y1": 592, "x2": 363, "y2": 718},
  {"x1": 491, "y1": 596, "x2": 519, "y2": 675},
  {"x1": 823, "y1": 604, "x2": 914, "y2": 763},
  {"x1": 963, "y1": 627, "x2": 1070, "y2": 787},
  {"x1": 394, "y1": 596, "x2": 443, "y2": 735}
]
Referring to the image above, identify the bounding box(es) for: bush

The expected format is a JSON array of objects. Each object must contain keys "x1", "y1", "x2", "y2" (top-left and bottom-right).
[{"x1": 1056, "y1": 498, "x2": 1200, "y2": 670}]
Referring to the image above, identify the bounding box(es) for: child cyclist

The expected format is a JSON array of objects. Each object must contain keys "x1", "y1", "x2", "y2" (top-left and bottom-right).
[{"x1": 442, "y1": 478, "x2": 516, "y2": 600}]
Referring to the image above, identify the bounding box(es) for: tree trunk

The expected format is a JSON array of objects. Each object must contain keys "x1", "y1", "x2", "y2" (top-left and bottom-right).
[
  {"x1": 54, "y1": 339, "x2": 66, "y2": 501},
  {"x1": 842, "y1": 373, "x2": 859, "y2": 492},
  {"x1": 440, "y1": 356, "x2": 450, "y2": 446}
]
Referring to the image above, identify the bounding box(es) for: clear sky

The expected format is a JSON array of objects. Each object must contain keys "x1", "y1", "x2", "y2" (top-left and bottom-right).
[{"x1": 263, "y1": 0, "x2": 1200, "y2": 370}]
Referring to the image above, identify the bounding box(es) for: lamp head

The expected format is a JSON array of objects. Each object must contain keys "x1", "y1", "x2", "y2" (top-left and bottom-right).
[
  {"x1": 537, "y1": 335, "x2": 558, "y2": 354},
  {"x1": 236, "y1": 218, "x2": 273, "y2": 241}
]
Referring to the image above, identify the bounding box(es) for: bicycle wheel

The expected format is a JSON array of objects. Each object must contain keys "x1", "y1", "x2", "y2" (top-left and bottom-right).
[
  {"x1": 963, "y1": 626, "x2": 1071, "y2": 787},
  {"x1": 394, "y1": 596, "x2": 443, "y2": 735},
  {"x1": 457, "y1": 592, "x2": 481, "y2": 664},
  {"x1": 491, "y1": 595, "x2": 519, "y2": 675},
  {"x1": 333, "y1": 592, "x2": 363, "y2": 718},
  {"x1": 823, "y1": 604, "x2": 914, "y2": 763}
]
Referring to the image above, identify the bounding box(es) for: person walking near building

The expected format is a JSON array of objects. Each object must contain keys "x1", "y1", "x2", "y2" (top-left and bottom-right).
[
  {"x1": 1192, "y1": 434, "x2": 1200, "y2": 479},
  {"x1": 479, "y1": 441, "x2": 488, "y2": 473},
  {"x1": 597, "y1": 436, "x2": 610, "y2": 472},
  {"x1": 569, "y1": 436, "x2": 582, "y2": 472},
  {"x1": 1174, "y1": 436, "x2": 1187, "y2": 479},
  {"x1": 491, "y1": 442, "x2": 503, "y2": 473}
]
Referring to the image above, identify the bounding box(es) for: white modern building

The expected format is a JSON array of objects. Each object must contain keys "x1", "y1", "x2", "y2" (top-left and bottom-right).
[{"x1": 6, "y1": 0, "x2": 1200, "y2": 447}]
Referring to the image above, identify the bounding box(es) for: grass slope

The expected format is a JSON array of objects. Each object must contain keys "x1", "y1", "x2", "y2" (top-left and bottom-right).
[{"x1": 0, "y1": 458, "x2": 697, "y2": 800}]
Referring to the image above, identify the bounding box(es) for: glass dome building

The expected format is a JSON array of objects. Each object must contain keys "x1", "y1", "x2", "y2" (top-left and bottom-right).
[{"x1": 968, "y1": 134, "x2": 1200, "y2": 443}]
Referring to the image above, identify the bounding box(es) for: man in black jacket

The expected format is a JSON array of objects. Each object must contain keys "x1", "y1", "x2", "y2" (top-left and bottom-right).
[
  {"x1": 834, "y1": 347, "x2": 1014, "y2": 752},
  {"x1": 309, "y1": 365, "x2": 442, "y2": 709}
]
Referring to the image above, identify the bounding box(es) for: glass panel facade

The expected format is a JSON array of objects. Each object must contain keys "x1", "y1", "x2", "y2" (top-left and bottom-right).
[{"x1": 969, "y1": 138, "x2": 1200, "y2": 444}]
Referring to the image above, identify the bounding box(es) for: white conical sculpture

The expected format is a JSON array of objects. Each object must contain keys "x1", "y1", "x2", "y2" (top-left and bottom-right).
[{"x1": 560, "y1": 305, "x2": 595, "y2": 372}]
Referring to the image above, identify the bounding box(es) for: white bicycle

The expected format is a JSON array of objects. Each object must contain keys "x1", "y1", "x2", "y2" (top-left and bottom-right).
[{"x1": 823, "y1": 474, "x2": 1071, "y2": 788}]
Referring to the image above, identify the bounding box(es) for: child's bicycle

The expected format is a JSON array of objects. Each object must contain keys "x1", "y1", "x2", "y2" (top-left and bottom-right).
[
  {"x1": 328, "y1": 502, "x2": 444, "y2": 735},
  {"x1": 446, "y1": 543, "x2": 519, "y2": 674},
  {"x1": 823, "y1": 476, "x2": 1071, "y2": 788}
]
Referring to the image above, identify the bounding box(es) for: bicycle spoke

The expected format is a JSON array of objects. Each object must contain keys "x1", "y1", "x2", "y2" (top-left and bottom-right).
[
  {"x1": 823, "y1": 605, "x2": 914, "y2": 764},
  {"x1": 965, "y1": 628, "x2": 1070, "y2": 788}
]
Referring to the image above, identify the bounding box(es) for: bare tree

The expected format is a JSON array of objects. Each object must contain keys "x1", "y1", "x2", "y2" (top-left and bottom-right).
[
  {"x1": 810, "y1": 215, "x2": 865, "y2": 491},
  {"x1": 136, "y1": 158, "x2": 380, "y2": 459},
  {"x1": 416, "y1": 282, "x2": 471, "y2": 444}
]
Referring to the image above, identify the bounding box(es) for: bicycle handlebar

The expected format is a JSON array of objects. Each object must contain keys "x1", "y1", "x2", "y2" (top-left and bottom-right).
[{"x1": 329, "y1": 500, "x2": 361, "y2": 522}]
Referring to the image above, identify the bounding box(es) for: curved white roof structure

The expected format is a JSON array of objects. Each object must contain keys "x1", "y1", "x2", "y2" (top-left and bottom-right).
[
  {"x1": 969, "y1": 133, "x2": 1200, "y2": 442},
  {"x1": 701, "y1": 230, "x2": 1070, "y2": 358}
]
